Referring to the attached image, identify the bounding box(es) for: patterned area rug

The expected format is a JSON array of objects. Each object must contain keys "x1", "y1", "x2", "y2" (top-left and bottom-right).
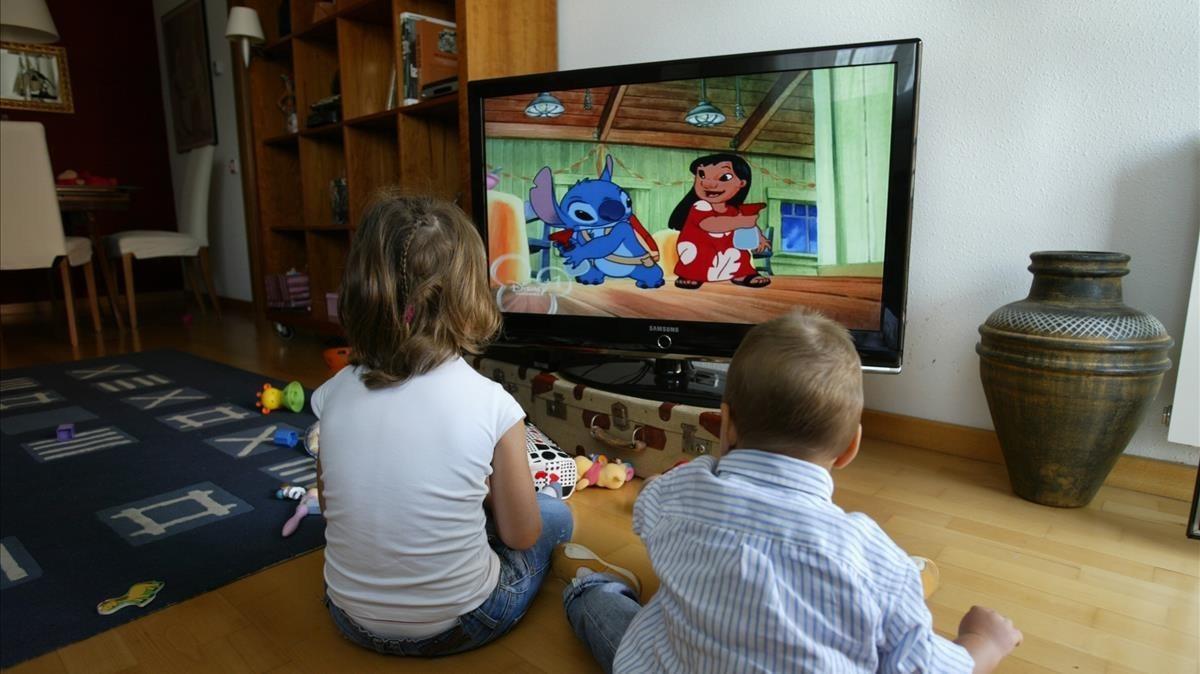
[{"x1": 0, "y1": 351, "x2": 323, "y2": 667}]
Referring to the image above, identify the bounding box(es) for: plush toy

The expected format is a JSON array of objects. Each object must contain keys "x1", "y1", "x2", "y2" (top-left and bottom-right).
[
  {"x1": 256, "y1": 381, "x2": 305, "y2": 414},
  {"x1": 574, "y1": 454, "x2": 634, "y2": 491}
]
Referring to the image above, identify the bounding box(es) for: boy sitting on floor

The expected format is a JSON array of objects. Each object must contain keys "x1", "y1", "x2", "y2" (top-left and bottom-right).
[{"x1": 554, "y1": 308, "x2": 1022, "y2": 673}]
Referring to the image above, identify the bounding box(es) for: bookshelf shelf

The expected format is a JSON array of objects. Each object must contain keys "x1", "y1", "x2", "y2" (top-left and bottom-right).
[{"x1": 236, "y1": 0, "x2": 557, "y2": 335}]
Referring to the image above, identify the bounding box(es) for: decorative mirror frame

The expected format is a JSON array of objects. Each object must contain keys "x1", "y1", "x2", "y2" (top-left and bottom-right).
[{"x1": 0, "y1": 42, "x2": 74, "y2": 114}]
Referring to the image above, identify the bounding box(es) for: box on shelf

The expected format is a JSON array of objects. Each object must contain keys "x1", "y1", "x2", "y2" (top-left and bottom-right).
[
  {"x1": 399, "y1": 13, "x2": 457, "y2": 105},
  {"x1": 265, "y1": 270, "x2": 311, "y2": 309}
]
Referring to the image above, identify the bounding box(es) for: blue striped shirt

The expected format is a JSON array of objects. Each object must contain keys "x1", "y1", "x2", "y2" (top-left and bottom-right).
[{"x1": 613, "y1": 450, "x2": 974, "y2": 674}]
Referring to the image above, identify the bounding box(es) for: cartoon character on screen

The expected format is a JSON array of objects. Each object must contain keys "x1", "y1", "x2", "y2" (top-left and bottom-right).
[
  {"x1": 527, "y1": 154, "x2": 665, "y2": 289},
  {"x1": 668, "y1": 153, "x2": 771, "y2": 290}
]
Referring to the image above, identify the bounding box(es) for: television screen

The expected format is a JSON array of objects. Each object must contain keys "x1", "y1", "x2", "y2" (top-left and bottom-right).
[{"x1": 469, "y1": 40, "x2": 919, "y2": 368}]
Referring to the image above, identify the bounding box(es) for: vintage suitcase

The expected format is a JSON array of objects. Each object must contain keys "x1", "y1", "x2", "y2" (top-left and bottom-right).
[{"x1": 471, "y1": 356, "x2": 724, "y2": 478}]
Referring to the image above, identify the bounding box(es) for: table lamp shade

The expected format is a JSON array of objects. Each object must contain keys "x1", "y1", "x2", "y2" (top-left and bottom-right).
[{"x1": 0, "y1": 0, "x2": 60, "y2": 44}]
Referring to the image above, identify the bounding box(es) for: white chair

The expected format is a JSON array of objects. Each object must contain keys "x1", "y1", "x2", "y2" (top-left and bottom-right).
[
  {"x1": 106, "y1": 144, "x2": 219, "y2": 330},
  {"x1": 0, "y1": 121, "x2": 103, "y2": 347}
]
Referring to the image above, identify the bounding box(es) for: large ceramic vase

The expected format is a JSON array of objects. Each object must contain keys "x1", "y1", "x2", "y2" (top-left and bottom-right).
[{"x1": 976, "y1": 252, "x2": 1173, "y2": 507}]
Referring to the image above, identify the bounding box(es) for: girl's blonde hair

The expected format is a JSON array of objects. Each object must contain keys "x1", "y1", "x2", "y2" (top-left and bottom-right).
[{"x1": 339, "y1": 192, "x2": 501, "y2": 389}]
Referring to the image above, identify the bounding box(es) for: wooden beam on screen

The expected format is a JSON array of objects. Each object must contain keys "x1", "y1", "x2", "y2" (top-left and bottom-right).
[
  {"x1": 734, "y1": 71, "x2": 810, "y2": 152},
  {"x1": 597, "y1": 85, "x2": 627, "y2": 142},
  {"x1": 485, "y1": 122, "x2": 597, "y2": 141},
  {"x1": 604, "y1": 129, "x2": 732, "y2": 151}
]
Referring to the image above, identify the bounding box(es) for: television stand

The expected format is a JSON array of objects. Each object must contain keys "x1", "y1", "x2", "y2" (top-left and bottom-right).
[{"x1": 485, "y1": 345, "x2": 725, "y2": 407}]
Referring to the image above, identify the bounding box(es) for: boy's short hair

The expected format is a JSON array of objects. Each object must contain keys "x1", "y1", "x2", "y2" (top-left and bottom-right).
[
  {"x1": 339, "y1": 192, "x2": 500, "y2": 389},
  {"x1": 724, "y1": 308, "x2": 864, "y2": 459}
]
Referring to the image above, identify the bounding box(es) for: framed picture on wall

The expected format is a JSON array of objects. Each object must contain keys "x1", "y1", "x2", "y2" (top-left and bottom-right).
[
  {"x1": 0, "y1": 42, "x2": 74, "y2": 113},
  {"x1": 161, "y1": 0, "x2": 217, "y2": 151}
]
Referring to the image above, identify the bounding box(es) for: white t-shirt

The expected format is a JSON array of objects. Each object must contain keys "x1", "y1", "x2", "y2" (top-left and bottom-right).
[{"x1": 311, "y1": 357, "x2": 525, "y2": 639}]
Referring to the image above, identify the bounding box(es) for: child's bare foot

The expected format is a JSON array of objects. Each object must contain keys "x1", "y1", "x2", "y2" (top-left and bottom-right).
[
  {"x1": 955, "y1": 605, "x2": 1022, "y2": 674},
  {"x1": 552, "y1": 543, "x2": 642, "y2": 595}
]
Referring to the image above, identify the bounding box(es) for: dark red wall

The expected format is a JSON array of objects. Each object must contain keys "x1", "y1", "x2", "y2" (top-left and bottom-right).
[{"x1": 3, "y1": 0, "x2": 180, "y2": 304}]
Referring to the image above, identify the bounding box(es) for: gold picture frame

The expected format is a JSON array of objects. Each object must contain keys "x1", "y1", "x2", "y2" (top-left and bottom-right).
[{"x1": 0, "y1": 42, "x2": 73, "y2": 113}]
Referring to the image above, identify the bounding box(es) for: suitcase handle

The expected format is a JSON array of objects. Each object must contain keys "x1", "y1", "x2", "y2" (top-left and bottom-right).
[{"x1": 590, "y1": 422, "x2": 646, "y2": 452}]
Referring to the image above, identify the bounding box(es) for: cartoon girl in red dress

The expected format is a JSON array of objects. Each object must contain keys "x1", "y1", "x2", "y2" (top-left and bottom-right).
[{"x1": 668, "y1": 153, "x2": 771, "y2": 289}]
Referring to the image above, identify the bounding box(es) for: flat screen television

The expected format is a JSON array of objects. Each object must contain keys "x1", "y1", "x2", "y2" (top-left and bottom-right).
[{"x1": 467, "y1": 39, "x2": 920, "y2": 379}]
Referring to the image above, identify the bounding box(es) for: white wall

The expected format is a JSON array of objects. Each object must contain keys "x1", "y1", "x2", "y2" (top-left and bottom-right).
[
  {"x1": 558, "y1": 0, "x2": 1200, "y2": 464},
  {"x1": 153, "y1": 0, "x2": 252, "y2": 302}
]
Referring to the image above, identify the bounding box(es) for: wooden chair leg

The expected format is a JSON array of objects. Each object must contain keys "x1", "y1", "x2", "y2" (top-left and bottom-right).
[
  {"x1": 198, "y1": 247, "x2": 221, "y2": 318},
  {"x1": 95, "y1": 243, "x2": 125, "y2": 330},
  {"x1": 184, "y1": 257, "x2": 207, "y2": 315},
  {"x1": 83, "y1": 261, "x2": 102, "y2": 333},
  {"x1": 122, "y1": 253, "x2": 138, "y2": 331},
  {"x1": 58, "y1": 258, "x2": 79, "y2": 347}
]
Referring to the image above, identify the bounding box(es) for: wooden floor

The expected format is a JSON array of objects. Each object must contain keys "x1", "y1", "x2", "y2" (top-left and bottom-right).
[
  {"x1": 498, "y1": 275, "x2": 883, "y2": 329},
  {"x1": 1, "y1": 306, "x2": 1196, "y2": 674}
]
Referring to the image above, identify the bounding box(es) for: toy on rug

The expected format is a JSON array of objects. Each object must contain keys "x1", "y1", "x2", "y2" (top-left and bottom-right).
[
  {"x1": 256, "y1": 381, "x2": 305, "y2": 414},
  {"x1": 275, "y1": 484, "x2": 308, "y2": 500},
  {"x1": 574, "y1": 454, "x2": 634, "y2": 491},
  {"x1": 526, "y1": 423, "x2": 576, "y2": 499},
  {"x1": 273, "y1": 428, "x2": 300, "y2": 448},
  {"x1": 55, "y1": 423, "x2": 75, "y2": 441},
  {"x1": 96, "y1": 580, "x2": 165, "y2": 615},
  {"x1": 279, "y1": 486, "x2": 321, "y2": 537},
  {"x1": 303, "y1": 422, "x2": 320, "y2": 458}
]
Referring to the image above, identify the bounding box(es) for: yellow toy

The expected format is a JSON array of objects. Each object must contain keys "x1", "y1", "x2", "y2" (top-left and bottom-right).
[
  {"x1": 574, "y1": 454, "x2": 635, "y2": 491},
  {"x1": 96, "y1": 580, "x2": 165, "y2": 615},
  {"x1": 255, "y1": 381, "x2": 305, "y2": 414}
]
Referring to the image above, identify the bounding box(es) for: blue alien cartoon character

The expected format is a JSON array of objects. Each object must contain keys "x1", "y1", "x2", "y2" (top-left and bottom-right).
[{"x1": 527, "y1": 154, "x2": 665, "y2": 288}]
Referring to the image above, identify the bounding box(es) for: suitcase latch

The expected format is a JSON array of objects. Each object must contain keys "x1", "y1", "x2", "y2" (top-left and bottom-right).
[
  {"x1": 681, "y1": 423, "x2": 710, "y2": 456},
  {"x1": 611, "y1": 403, "x2": 630, "y2": 430},
  {"x1": 493, "y1": 369, "x2": 517, "y2": 395},
  {"x1": 545, "y1": 392, "x2": 566, "y2": 420}
]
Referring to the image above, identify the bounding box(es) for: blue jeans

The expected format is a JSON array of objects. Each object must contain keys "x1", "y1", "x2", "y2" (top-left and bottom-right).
[
  {"x1": 326, "y1": 493, "x2": 574, "y2": 656},
  {"x1": 562, "y1": 572, "x2": 643, "y2": 674}
]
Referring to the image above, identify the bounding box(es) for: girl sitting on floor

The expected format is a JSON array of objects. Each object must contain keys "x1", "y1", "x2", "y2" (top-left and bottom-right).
[{"x1": 311, "y1": 192, "x2": 573, "y2": 656}]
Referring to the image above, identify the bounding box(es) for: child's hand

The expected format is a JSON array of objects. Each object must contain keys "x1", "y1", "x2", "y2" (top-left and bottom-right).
[{"x1": 955, "y1": 606, "x2": 1022, "y2": 674}]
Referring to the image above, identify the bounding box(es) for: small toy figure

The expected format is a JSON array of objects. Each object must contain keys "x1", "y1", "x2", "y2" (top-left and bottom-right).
[
  {"x1": 96, "y1": 580, "x2": 165, "y2": 615},
  {"x1": 574, "y1": 454, "x2": 635, "y2": 491},
  {"x1": 56, "y1": 423, "x2": 75, "y2": 441},
  {"x1": 273, "y1": 429, "x2": 300, "y2": 448},
  {"x1": 281, "y1": 487, "x2": 321, "y2": 537},
  {"x1": 256, "y1": 381, "x2": 305, "y2": 414},
  {"x1": 274, "y1": 484, "x2": 308, "y2": 500}
]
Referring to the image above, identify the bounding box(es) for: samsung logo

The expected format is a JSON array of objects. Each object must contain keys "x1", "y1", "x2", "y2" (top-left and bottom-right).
[{"x1": 648, "y1": 325, "x2": 680, "y2": 333}]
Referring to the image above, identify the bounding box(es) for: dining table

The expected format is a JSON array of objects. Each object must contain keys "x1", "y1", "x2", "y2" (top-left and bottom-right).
[{"x1": 56, "y1": 184, "x2": 140, "y2": 330}]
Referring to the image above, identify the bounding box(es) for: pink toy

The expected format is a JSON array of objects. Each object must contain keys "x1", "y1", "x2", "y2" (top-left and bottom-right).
[
  {"x1": 574, "y1": 454, "x2": 634, "y2": 491},
  {"x1": 281, "y1": 487, "x2": 320, "y2": 537}
]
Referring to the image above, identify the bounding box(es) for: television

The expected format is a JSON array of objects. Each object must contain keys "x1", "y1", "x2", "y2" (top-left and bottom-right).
[{"x1": 467, "y1": 39, "x2": 920, "y2": 391}]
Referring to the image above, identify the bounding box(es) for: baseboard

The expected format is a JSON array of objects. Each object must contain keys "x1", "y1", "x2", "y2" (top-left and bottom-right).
[{"x1": 862, "y1": 409, "x2": 1196, "y2": 502}]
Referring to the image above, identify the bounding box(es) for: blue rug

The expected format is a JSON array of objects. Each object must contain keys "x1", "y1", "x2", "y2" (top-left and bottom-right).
[{"x1": 0, "y1": 350, "x2": 324, "y2": 667}]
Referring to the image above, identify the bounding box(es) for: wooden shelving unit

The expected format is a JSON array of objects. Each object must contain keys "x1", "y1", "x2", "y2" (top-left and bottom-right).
[{"x1": 234, "y1": 0, "x2": 557, "y2": 333}]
